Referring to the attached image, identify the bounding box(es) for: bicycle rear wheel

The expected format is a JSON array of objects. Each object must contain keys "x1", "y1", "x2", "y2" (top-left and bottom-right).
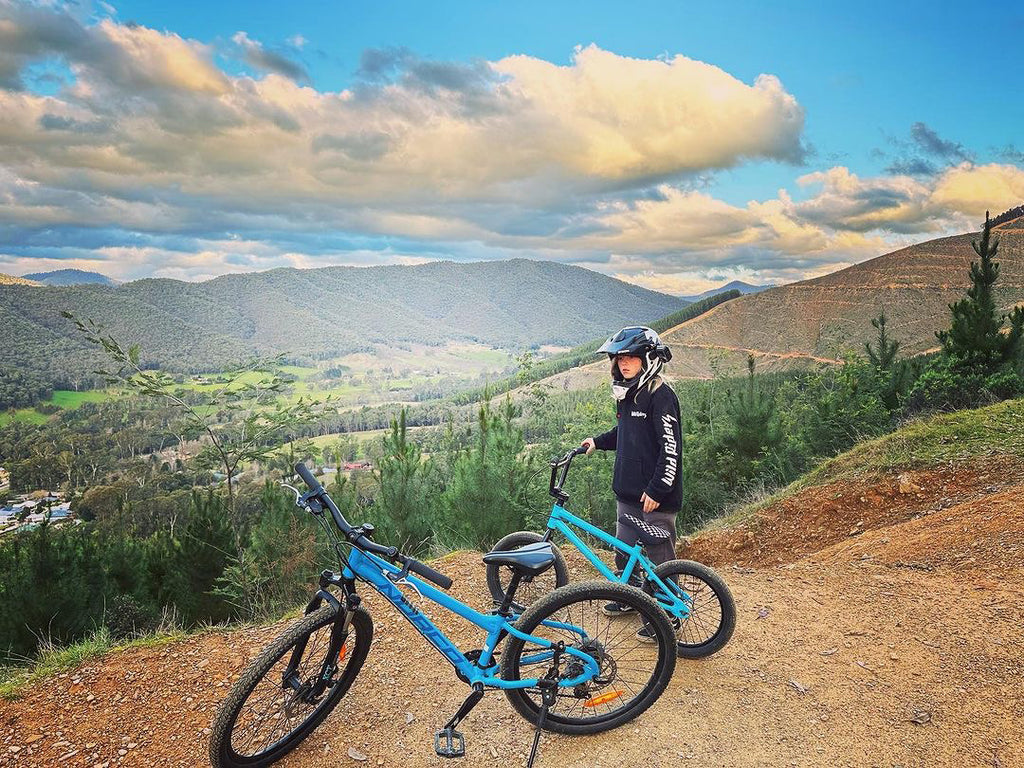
[
  {"x1": 501, "y1": 580, "x2": 675, "y2": 735},
  {"x1": 209, "y1": 604, "x2": 373, "y2": 768}
]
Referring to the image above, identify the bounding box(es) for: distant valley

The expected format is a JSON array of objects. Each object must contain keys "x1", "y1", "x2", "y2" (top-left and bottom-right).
[{"x1": 0, "y1": 259, "x2": 688, "y2": 405}]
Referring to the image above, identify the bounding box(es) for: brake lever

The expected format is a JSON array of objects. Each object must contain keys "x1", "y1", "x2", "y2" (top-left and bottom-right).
[
  {"x1": 386, "y1": 560, "x2": 425, "y2": 599},
  {"x1": 282, "y1": 482, "x2": 325, "y2": 515},
  {"x1": 280, "y1": 483, "x2": 302, "y2": 505}
]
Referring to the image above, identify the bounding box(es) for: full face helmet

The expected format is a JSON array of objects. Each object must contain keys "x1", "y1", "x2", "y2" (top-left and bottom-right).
[{"x1": 596, "y1": 326, "x2": 672, "y2": 400}]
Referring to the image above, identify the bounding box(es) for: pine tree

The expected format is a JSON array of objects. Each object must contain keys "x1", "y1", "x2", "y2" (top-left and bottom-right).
[
  {"x1": 865, "y1": 313, "x2": 899, "y2": 370},
  {"x1": 865, "y1": 312, "x2": 907, "y2": 411},
  {"x1": 374, "y1": 409, "x2": 435, "y2": 553},
  {"x1": 717, "y1": 355, "x2": 780, "y2": 484},
  {"x1": 937, "y1": 211, "x2": 1024, "y2": 374},
  {"x1": 439, "y1": 397, "x2": 535, "y2": 550}
]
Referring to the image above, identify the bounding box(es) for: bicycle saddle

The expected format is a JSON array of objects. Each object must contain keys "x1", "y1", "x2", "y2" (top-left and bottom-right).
[
  {"x1": 482, "y1": 542, "x2": 556, "y2": 576},
  {"x1": 619, "y1": 513, "x2": 672, "y2": 546}
]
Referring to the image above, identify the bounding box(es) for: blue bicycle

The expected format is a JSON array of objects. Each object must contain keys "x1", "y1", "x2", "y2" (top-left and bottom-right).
[
  {"x1": 486, "y1": 447, "x2": 736, "y2": 659},
  {"x1": 209, "y1": 463, "x2": 677, "y2": 767}
]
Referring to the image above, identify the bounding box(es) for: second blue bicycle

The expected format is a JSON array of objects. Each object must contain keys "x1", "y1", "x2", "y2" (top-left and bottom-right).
[{"x1": 486, "y1": 447, "x2": 737, "y2": 659}]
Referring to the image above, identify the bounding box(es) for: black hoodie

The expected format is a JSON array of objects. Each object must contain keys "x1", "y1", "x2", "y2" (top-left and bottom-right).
[{"x1": 593, "y1": 378, "x2": 683, "y2": 511}]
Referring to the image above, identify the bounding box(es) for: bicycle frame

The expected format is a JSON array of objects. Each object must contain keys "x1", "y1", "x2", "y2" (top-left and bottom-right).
[
  {"x1": 340, "y1": 545, "x2": 599, "y2": 690},
  {"x1": 542, "y1": 504, "x2": 692, "y2": 620}
]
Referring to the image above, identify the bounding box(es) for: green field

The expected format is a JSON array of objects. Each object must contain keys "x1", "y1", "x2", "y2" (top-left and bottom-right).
[
  {"x1": 1, "y1": 389, "x2": 114, "y2": 426},
  {"x1": 48, "y1": 390, "x2": 111, "y2": 408},
  {"x1": 1, "y1": 342, "x2": 518, "y2": 430},
  {"x1": 0, "y1": 408, "x2": 49, "y2": 427}
]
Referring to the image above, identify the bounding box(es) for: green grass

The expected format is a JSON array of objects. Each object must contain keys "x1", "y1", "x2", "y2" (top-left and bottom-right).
[
  {"x1": 0, "y1": 627, "x2": 186, "y2": 700},
  {"x1": 803, "y1": 398, "x2": 1024, "y2": 486},
  {"x1": 0, "y1": 389, "x2": 113, "y2": 427},
  {"x1": 279, "y1": 365, "x2": 318, "y2": 377},
  {"x1": 0, "y1": 408, "x2": 49, "y2": 427},
  {"x1": 294, "y1": 424, "x2": 431, "y2": 451},
  {"x1": 709, "y1": 398, "x2": 1024, "y2": 531},
  {"x1": 48, "y1": 389, "x2": 111, "y2": 408}
]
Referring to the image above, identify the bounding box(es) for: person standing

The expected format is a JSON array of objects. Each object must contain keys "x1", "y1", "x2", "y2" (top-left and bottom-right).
[{"x1": 581, "y1": 326, "x2": 682, "y2": 631}]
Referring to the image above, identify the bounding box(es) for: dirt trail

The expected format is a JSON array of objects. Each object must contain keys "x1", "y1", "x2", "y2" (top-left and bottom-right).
[{"x1": 3, "y1": 463, "x2": 1023, "y2": 767}]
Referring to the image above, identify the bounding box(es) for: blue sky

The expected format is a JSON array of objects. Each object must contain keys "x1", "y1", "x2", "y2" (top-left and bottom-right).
[{"x1": 1, "y1": 0, "x2": 1022, "y2": 292}]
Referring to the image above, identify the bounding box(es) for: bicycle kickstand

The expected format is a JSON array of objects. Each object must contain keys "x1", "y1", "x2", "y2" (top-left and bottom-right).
[{"x1": 527, "y1": 680, "x2": 557, "y2": 768}]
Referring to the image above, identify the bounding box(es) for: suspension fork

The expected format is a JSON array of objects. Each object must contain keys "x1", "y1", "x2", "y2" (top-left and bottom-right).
[{"x1": 283, "y1": 571, "x2": 358, "y2": 698}]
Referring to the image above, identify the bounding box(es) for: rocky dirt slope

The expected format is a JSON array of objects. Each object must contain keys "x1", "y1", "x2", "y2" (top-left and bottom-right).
[
  {"x1": 3, "y1": 458, "x2": 1022, "y2": 767},
  {"x1": 660, "y1": 229, "x2": 1024, "y2": 378}
]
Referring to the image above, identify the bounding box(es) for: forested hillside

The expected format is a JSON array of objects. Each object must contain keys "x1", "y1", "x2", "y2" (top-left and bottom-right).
[
  {"x1": 0, "y1": 259, "x2": 686, "y2": 403},
  {"x1": 21, "y1": 269, "x2": 117, "y2": 286}
]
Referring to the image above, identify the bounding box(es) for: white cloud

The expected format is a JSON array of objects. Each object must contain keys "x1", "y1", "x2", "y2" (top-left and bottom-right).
[
  {"x1": 0, "y1": 6, "x2": 1020, "y2": 290},
  {"x1": 0, "y1": 10, "x2": 807, "y2": 213},
  {"x1": 930, "y1": 162, "x2": 1024, "y2": 217}
]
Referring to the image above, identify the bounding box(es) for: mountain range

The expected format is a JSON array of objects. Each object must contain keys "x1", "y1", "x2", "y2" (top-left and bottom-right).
[
  {"x1": 21, "y1": 269, "x2": 117, "y2": 286},
  {"x1": 0, "y1": 259, "x2": 688, "y2": 391},
  {"x1": 5, "y1": 216, "x2": 1024, "y2": 399},
  {"x1": 679, "y1": 280, "x2": 771, "y2": 303}
]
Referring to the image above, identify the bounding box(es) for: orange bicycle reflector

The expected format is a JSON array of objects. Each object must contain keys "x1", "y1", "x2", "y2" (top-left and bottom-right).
[
  {"x1": 583, "y1": 690, "x2": 625, "y2": 707},
  {"x1": 335, "y1": 643, "x2": 347, "y2": 663}
]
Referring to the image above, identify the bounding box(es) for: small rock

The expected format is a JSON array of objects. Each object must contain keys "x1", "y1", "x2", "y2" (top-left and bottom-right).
[
  {"x1": 908, "y1": 709, "x2": 931, "y2": 725},
  {"x1": 788, "y1": 679, "x2": 808, "y2": 694},
  {"x1": 897, "y1": 473, "x2": 921, "y2": 494},
  {"x1": 348, "y1": 747, "x2": 368, "y2": 761},
  {"x1": 405, "y1": 712, "x2": 414, "y2": 724},
  {"x1": 820, "y1": 647, "x2": 839, "y2": 656},
  {"x1": 756, "y1": 607, "x2": 770, "y2": 619}
]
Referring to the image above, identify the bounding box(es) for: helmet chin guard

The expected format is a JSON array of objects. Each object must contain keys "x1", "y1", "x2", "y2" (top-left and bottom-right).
[{"x1": 599, "y1": 326, "x2": 671, "y2": 400}]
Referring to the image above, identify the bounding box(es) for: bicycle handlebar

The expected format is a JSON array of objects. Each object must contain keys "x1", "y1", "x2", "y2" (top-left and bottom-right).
[
  {"x1": 549, "y1": 445, "x2": 587, "y2": 502},
  {"x1": 293, "y1": 462, "x2": 452, "y2": 590}
]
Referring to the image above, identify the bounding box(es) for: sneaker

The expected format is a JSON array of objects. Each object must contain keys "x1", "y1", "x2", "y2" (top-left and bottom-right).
[
  {"x1": 602, "y1": 601, "x2": 635, "y2": 616},
  {"x1": 636, "y1": 617, "x2": 682, "y2": 643}
]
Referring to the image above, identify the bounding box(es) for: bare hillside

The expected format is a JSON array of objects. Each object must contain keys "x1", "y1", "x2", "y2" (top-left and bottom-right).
[
  {"x1": 660, "y1": 230, "x2": 1024, "y2": 378},
  {"x1": 0, "y1": 273, "x2": 40, "y2": 287}
]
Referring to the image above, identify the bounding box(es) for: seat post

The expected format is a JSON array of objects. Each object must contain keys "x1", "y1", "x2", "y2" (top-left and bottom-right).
[{"x1": 497, "y1": 571, "x2": 523, "y2": 615}]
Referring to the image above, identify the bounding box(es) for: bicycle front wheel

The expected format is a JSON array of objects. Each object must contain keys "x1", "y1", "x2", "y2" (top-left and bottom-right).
[
  {"x1": 209, "y1": 604, "x2": 373, "y2": 768},
  {"x1": 644, "y1": 559, "x2": 736, "y2": 659},
  {"x1": 501, "y1": 580, "x2": 675, "y2": 735}
]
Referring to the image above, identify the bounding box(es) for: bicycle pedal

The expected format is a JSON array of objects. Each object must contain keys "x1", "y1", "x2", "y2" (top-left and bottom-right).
[{"x1": 434, "y1": 728, "x2": 466, "y2": 758}]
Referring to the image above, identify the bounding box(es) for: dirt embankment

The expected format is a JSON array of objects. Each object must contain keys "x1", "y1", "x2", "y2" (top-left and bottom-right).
[{"x1": 3, "y1": 459, "x2": 1023, "y2": 767}]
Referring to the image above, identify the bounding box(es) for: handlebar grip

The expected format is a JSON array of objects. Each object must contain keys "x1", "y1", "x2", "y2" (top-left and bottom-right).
[
  {"x1": 406, "y1": 558, "x2": 453, "y2": 590},
  {"x1": 295, "y1": 462, "x2": 322, "y2": 492},
  {"x1": 573, "y1": 445, "x2": 588, "y2": 456}
]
